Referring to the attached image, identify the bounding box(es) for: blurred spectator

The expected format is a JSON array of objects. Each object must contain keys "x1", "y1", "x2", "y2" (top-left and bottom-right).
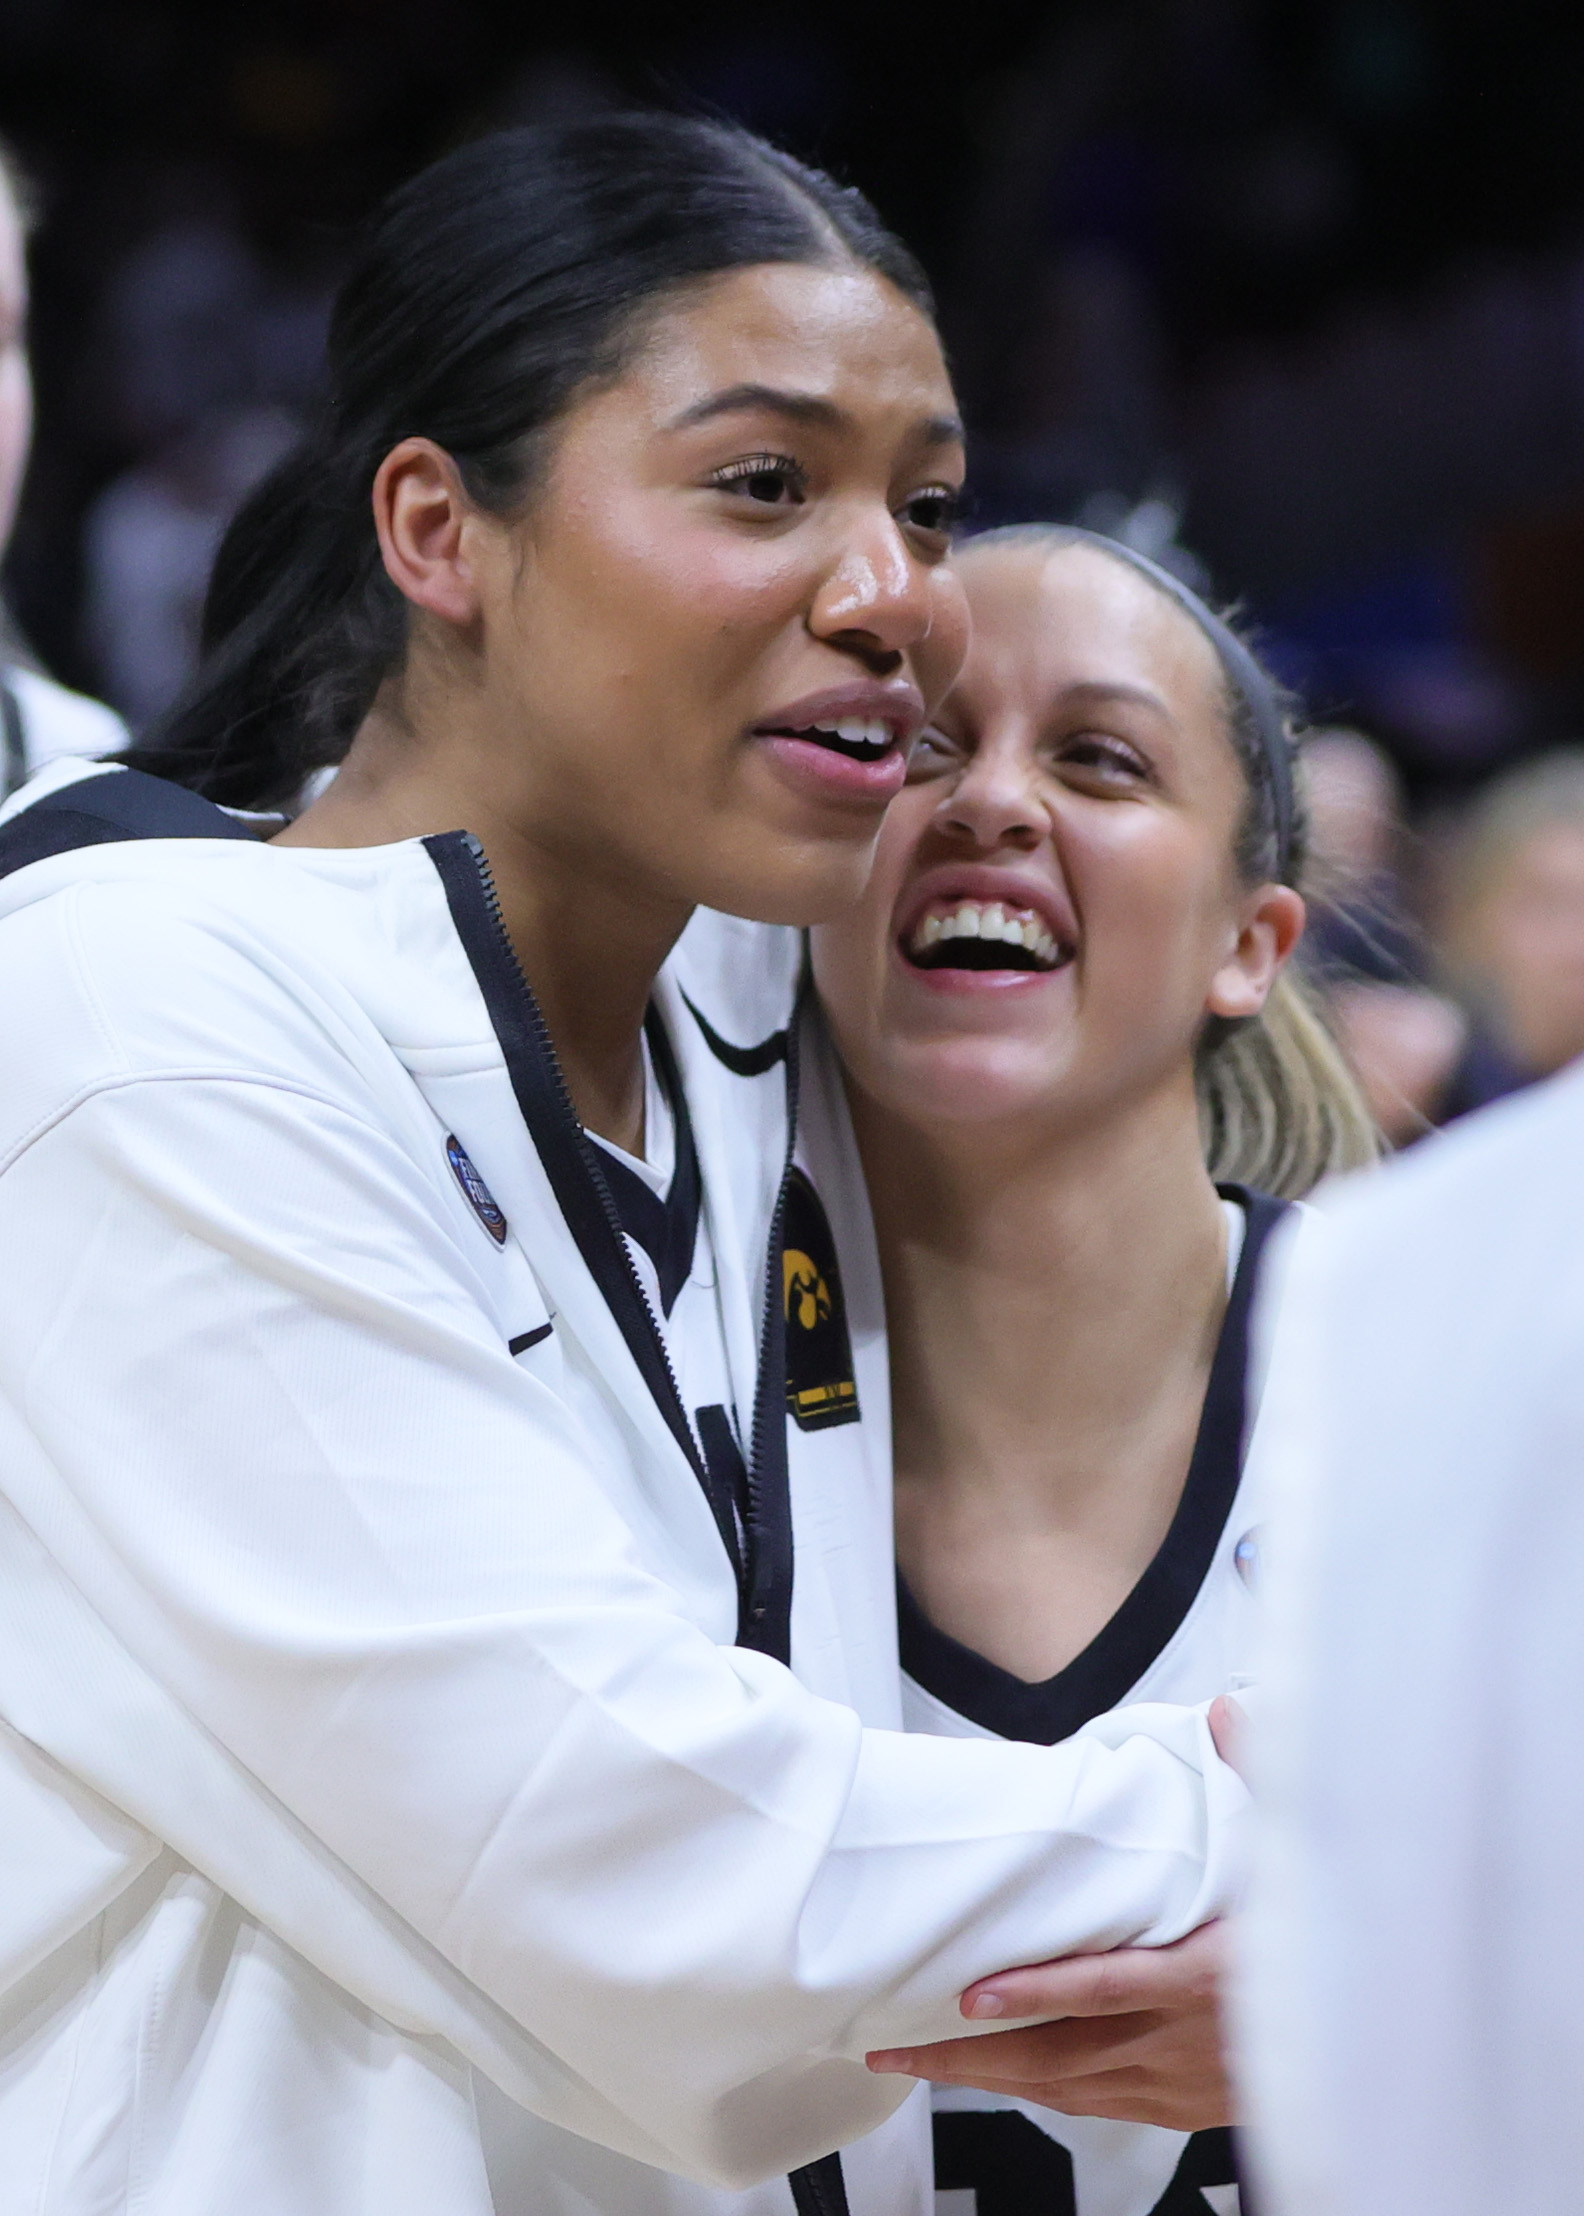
[
  {"x1": 84, "y1": 402, "x2": 294, "y2": 729},
  {"x1": 1436, "y1": 749, "x2": 1584, "y2": 1119},
  {"x1": 1304, "y1": 725, "x2": 1423, "y2": 980},
  {"x1": 75, "y1": 184, "x2": 327, "y2": 728},
  {"x1": 1302, "y1": 725, "x2": 1466, "y2": 1145},
  {"x1": 0, "y1": 138, "x2": 127, "y2": 793}
]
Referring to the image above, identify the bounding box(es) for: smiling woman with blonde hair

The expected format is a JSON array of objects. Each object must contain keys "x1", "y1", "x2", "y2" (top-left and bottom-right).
[{"x1": 817, "y1": 526, "x2": 1376, "y2": 2215}]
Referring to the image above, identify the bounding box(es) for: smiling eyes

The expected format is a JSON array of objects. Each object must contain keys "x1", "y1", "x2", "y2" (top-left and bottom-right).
[
  {"x1": 708, "y1": 451, "x2": 962, "y2": 540},
  {"x1": 908, "y1": 727, "x2": 1154, "y2": 787}
]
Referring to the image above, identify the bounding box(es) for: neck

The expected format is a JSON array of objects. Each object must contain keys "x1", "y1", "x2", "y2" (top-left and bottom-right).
[
  {"x1": 854, "y1": 1065, "x2": 1233, "y2": 1680},
  {"x1": 276, "y1": 696, "x2": 690, "y2": 1150},
  {"x1": 853, "y1": 1071, "x2": 1227, "y2": 1507}
]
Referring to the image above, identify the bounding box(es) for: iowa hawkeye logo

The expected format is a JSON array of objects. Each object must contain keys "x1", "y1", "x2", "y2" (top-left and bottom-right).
[{"x1": 782, "y1": 1168, "x2": 860, "y2": 1432}]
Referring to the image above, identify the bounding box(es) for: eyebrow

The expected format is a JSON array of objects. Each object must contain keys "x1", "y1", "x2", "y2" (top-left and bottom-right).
[
  {"x1": 667, "y1": 381, "x2": 964, "y2": 447},
  {"x1": 1055, "y1": 678, "x2": 1177, "y2": 723}
]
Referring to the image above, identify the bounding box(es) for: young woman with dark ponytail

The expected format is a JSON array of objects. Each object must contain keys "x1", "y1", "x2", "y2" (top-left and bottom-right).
[
  {"x1": 815, "y1": 528, "x2": 1377, "y2": 2216},
  {"x1": 0, "y1": 126, "x2": 1246, "y2": 2216}
]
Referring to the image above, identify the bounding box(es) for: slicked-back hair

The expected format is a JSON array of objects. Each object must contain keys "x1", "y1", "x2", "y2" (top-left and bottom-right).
[{"x1": 133, "y1": 115, "x2": 934, "y2": 808}]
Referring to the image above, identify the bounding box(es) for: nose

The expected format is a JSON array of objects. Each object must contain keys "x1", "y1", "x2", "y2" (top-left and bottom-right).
[
  {"x1": 935, "y1": 728, "x2": 1048, "y2": 853},
  {"x1": 807, "y1": 505, "x2": 933, "y2": 674}
]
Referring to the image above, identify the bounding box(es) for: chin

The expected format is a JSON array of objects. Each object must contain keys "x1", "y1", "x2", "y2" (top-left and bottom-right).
[
  {"x1": 702, "y1": 835, "x2": 881, "y2": 930},
  {"x1": 877, "y1": 1035, "x2": 1077, "y2": 1128}
]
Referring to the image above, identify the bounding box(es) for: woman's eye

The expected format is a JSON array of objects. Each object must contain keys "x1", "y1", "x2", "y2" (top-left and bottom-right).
[
  {"x1": 898, "y1": 484, "x2": 962, "y2": 537},
  {"x1": 710, "y1": 454, "x2": 807, "y2": 507},
  {"x1": 1060, "y1": 736, "x2": 1148, "y2": 781},
  {"x1": 906, "y1": 727, "x2": 964, "y2": 779}
]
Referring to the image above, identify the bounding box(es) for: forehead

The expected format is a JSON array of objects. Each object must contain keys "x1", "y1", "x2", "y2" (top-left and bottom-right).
[
  {"x1": 623, "y1": 261, "x2": 955, "y2": 422},
  {"x1": 953, "y1": 542, "x2": 1226, "y2": 724}
]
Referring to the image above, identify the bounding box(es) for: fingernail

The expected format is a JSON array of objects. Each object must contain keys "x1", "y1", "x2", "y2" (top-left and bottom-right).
[
  {"x1": 866, "y1": 2051, "x2": 911, "y2": 2073},
  {"x1": 965, "y1": 1992, "x2": 1005, "y2": 2019}
]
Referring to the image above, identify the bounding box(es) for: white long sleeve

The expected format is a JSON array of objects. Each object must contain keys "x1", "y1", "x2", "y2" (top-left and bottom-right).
[{"x1": 0, "y1": 852, "x2": 1245, "y2": 2206}]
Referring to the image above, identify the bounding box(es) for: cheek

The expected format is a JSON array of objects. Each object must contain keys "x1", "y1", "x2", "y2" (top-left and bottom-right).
[
  {"x1": 534, "y1": 496, "x2": 813, "y2": 682},
  {"x1": 1073, "y1": 816, "x2": 1237, "y2": 1001},
  {"x1": 917, "y1": 570, "x2": 970, "y2": 711}
]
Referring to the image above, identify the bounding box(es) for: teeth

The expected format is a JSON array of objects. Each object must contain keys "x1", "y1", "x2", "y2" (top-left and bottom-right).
[
  {"x1": 908, "y1": 898, "x2": 1066, "y2": 968},
  {"x1": 830, "y1": 718, "x2": 889, "y2": 751}
]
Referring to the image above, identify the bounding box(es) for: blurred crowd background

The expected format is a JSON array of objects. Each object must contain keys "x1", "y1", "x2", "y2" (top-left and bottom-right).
[{"x1": 4, "y1": 0, "x2": 1584, "y2": 1135}]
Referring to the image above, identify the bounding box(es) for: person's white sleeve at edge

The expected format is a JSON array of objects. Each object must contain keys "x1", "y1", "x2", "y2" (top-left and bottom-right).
[
  {"x1": 0, "y1": 890, "x2": 1246, "y2": 2191},
  {"x1": 1234, "y1": 1060, "x2": 1584, "y2": 2216},
  {"x1": 7, "y1": 664, "x2": 128, "y2": 771}
]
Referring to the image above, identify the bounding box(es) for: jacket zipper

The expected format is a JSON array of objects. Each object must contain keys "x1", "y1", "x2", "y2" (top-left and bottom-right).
[
  {"x1": 463, "y1": 836, "x2": 705, "y2": 1466},
  {"x1": 741, "y1": 991, "x2": 802, "y2": 1644},
  {"x1": 442, "y1": 836, "x2": 843, "y2": 2215}
]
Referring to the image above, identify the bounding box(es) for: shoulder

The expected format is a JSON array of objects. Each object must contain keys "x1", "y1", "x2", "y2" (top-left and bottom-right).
[
  {"x1": 8, "y1": 667, "x2": 130, "y2": 769},
  {"x1": 0, "y1": 840, "x2": 464, "y2": 1159}
]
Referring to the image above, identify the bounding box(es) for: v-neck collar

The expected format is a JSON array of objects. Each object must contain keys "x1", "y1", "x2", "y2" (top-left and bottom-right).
[
  {"x1": 898, "y1": 1185, "x2": 1290, "y2": 1746},
  {"x1": 587, "y1": 1010, "x2": 703, "y2": 1318},
  {"x1": 423, "y1": 831, "x2": 809, "y2": 1666}
]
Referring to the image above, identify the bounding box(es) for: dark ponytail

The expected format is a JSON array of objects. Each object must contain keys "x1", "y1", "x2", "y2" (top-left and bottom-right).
[{"x1": 132, "y1": 116, "x2": 932, "y2": 808}]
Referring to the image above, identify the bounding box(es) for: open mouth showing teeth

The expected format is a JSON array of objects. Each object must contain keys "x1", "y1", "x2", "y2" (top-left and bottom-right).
[
  {"x1": 905, "y1": 899, "x2": 1074, "y2": 974},
  {"x1": 766, "y1": 718, "x2": 895, "y2": 761}
]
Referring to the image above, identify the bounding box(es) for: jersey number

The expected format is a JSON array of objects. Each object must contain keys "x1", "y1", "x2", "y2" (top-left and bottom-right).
[
  {"x1": 933, "y1": 2114, "x2": 1239, "y2": 2216},
  {"x1": 933, "y1": 2113, "x2": 1076, "y2": 2216}
]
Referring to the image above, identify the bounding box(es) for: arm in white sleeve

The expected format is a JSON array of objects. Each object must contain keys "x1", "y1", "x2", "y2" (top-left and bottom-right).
[{"x1": 0, "y1": 906, "x2": 1244, "y2": 2186}]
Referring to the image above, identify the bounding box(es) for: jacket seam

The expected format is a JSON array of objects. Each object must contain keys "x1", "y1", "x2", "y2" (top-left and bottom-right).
[
  {"x1": 0, "y1": 1069, "x2": 376, "y2": 1181},
  {"x1": 61, "y1": 883, "x2": 130, "y2": 1079}
]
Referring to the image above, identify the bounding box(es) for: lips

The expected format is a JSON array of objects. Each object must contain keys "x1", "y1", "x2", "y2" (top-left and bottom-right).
[
  {"x1": 759, "y1": 714, "x2": 896, "y2": 763},
  {"x1": 751, "y1": 683, "x2": 925, "y2": 808}
]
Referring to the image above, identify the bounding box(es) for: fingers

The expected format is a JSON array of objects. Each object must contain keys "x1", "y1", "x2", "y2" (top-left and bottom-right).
[
  {"x1": 866, "y1": 2048, "x2": 1233, "y2": 2130},
  {"x1": 870, "y1": 2018, "x2": 1163, "y2": 2083},
  {"x1": 959, "y1": 1918, "x2": 1224, "y2": 2023},
  {"x1": 1208, "y1": 1693, "x2": 1249, "y2": 1778},
  {"x1": 868, "y1": 1924, "x2": 1235, "y2": 2134}
]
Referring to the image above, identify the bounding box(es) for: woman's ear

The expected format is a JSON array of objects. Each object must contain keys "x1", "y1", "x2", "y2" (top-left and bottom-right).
[
  {"x1": 1207, "y1": 882, "x2": 1306, "y2": 1022},
  {"x1": 371, "y1": 437, "x2": 483, "y2": 628}
]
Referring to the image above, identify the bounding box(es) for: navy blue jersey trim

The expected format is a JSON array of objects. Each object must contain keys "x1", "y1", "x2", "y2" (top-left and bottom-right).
[
  {"x1": 0, "y1": 768, "x2": 257, "y2": 879},
  {"x1": 897, "y1": 1186, "x2": 1290, "y2": 1747},
  {"x1": 590, "y1": 1009, "x2": 703, "y2": 1316},
  {"x1": 423, "y1": 833, "x2": 711, "y2": 1483}
]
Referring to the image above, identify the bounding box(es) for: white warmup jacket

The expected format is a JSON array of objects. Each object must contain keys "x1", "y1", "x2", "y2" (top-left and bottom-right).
[
  {"x1": 1237, "y1": 1058, "x2": 1584, "y2": 2216},
  {"x1": 0, "y1": 767, "x2": 1245, "y2": 2216}
]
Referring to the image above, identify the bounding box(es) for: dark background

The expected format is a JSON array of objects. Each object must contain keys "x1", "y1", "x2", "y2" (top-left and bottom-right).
[{"x1": 6, "y1": 0, "x2": 1584, "y2": 794}]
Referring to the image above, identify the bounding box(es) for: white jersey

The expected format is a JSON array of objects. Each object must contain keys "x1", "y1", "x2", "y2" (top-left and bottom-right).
[
  {"x1": 1238, "y1": 1056, "x2": 1584, "y2": 2216},
  {"x1": 898, "y1": 1193, "x2": 1301, "y2": 2216},
  {"x1": 0, "y1": 767, "x2": 1247, "y2": 2216}
]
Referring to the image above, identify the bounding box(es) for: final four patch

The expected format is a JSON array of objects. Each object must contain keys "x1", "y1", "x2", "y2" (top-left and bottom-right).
[
  {"x1": 782, "y1": 1168, "x2": 859, "y2": 1431},
  {"x1": 446, "y1": 1134, "x2": 508, "y2": 1245}
]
